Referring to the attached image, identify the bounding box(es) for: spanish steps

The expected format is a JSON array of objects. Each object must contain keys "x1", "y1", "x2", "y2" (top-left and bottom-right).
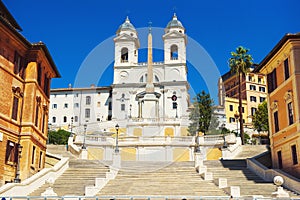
[{"x1": 26, "y1": 145, "x2": 299, "y2": 198}]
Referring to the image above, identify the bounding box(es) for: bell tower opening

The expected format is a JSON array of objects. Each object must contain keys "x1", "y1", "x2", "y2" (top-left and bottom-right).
[
  {"x1": 121, "y1": 48, "x2": 128, "y2": 63},
  {"x1": 170, "y1": 45, "x2": 178, "y2": 60}
]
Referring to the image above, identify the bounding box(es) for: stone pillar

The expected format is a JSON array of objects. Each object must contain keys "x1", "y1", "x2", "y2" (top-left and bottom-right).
[
  {"x1": 112, "y1": 152, "x2": 121, "y2": 169},
  {"x1": 80, "y1": 148, "x2": 88, "y2": 159}
]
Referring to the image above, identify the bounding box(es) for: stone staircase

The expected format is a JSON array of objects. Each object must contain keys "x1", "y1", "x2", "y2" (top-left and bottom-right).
[
  {"x1": 46, "y1": 144, "x2": 77, "y2": 159},
  {"x1": 97, "y1": 161, "x2": 227, "y2": 197},
  {"x1": 29, "y1": 159, "x2": 110, "y2": 196},
  {"x1": 234, "y1": 145, "x2": 269, "y2": 159},
  {"x1": 203, "y1": 159, "x2": 298, "y2": 198}
]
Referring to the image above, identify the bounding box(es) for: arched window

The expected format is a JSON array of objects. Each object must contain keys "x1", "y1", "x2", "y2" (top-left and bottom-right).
[
  {"x1": 121, "y1": 48, "x2": 128, "y2": 63},
  {"x1": 52, "y1": 116, "x2": 56, "y2": 123},
  {"x1": 170, "y1": 45, "x2": 178, "y2": 60},
  {"x1": 63, "y1": 116, "x2": 67, "y2": 123}
]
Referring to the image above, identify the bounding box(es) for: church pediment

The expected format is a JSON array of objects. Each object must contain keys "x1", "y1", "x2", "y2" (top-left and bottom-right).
[
  {"x1": 114, "y1": 33, "x2": 137, "y2": 41},
  {"x1": 114, "y1": 33, "x2": 140, "y2": 47},
  {"x1": 163, "y1": 31, "x2": 185, "y2": 39}
]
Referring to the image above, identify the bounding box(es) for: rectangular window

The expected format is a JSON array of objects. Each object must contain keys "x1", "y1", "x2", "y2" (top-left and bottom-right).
[
  {"x1": 291, "y1": 145, "x2": 298, "y2": 165},
  {"x1": 259, "y1": 87, "x2": 265, "y2": 92},
  {"x1": 14, "y1": 51, "x2": 22, "y2": 75},
  {"x1": 37, "y1": 63, "x2": 42, "y2": 87},
  {"x1": 277, "y1": 151, "x2": 283, "y2": 169},
  {"x1": 64, "y1": 103, "x2": 68, "y2": 108},
  {"x1": 121, "y1": 104, "x2": 125, "y2": 111},
  {"x1": 44, "y1": 74, "x2": 50, "y2": 97},
  {"x1": 250, "y1": 96, "x2": 257, "y2": 102},
  {"x1": 258, "y1": 77, "x2": 262, "y2": 83},
  {"x1": 267, "y1": 69, "x2": 277, "y2": 93},
  {"x1": 109, "y1": 102, "x2": 112, "y2": 110},
  {"x1": 74, "y1": 103, "x2": 79, "y2": 108},
  {"x1": 260, "y1": 97, "x2": 266, "y2": 102},
  {"x1": 229, "y1": 117, "x2": 235, "y2": 123},
  {"x1": 248, "y1": 75, "x2": 253, "y2": 81},
  {"x1": 85, "y1": 108, "x2": 90, "y2": 118},
  {"x1": 229, "y1": 105, "x2": 233, "y2": 111},
  {"x1": 250, "y1": 85, "x2": 256, "y2": 90},
  {"x1": 42, "y1": 113, "x2": 46, "y2": 133},
  {"x1": 12, "y1": 96, "x2": 19, "y2": 120},
  {"x1": 274, "y1": 111, "x2": 279, "y2": 132},
  {"x1": 32, "y1": 146, "x2": 36, "y2": 165},
  {"x1": 74, "y1": 116, "x2": 78, "y2": 122},
  {"x1": 287, "y1": 102, "x2": 294, "y2": 125},
  {"x1": 5, "y1": 141, "x2": 18, "y2": 164},
  {"x1": 35, "y1": 104, "x2": 39, "y2": 127},
  {"x1": 39, "y1": 151, "x2": 43, "y2": 168},
  {"x1": 284, "y1": 58, "x2": 290, "y2": 80},
  {"x1": 52, "y1": 104, "x2": 57, "y2": 109},
  {"x1": 86, "y1": 96, "x2": 91, "y2": 105}
]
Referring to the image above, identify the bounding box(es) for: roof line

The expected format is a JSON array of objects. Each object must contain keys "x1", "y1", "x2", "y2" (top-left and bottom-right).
[{"x1": 254, "y1": 33, "x2": 300, "y2": 72}]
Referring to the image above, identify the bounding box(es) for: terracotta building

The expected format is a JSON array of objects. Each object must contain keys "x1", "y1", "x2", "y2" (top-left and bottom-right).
[
  {"x1": 0, "y1": 1, "x2": 60, "y2": 185},
  {"x1": 254, "y1": 33, "x2": 300, "y2": 178}
]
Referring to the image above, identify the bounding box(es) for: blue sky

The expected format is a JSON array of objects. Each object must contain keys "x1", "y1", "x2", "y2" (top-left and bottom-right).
[{"x1": 4, "y1": 0, "x2": 300, "y2": 102}]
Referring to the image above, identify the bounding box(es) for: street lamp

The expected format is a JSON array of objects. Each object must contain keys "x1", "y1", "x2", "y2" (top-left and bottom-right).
[
  {"x1": 82, "y1": 124, "x2": 87, "y2": 149},
  {"x1": 129, "y1": 104, "x2": 132, "y2": 118},
  {"x1": 13, "y1": 144, "x2": 23, "y2": 183},
  {"x1": 234, "y1": 111, "x2": 239, "y2": 137},
  {"x1": 70, "y1": 117, "x2": 74, "y2": 136},
  {"x1": 115, "y1": 124, "x2": 119, "y2": 153}
]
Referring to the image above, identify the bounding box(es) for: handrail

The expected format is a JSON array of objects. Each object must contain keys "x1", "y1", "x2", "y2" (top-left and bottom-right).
[
  {"x1": 0, "y1": 154, "x2": 69, "y2": 196},
  {"x1": 247, "y1": 157, "x2": 300, "y2": 194}
]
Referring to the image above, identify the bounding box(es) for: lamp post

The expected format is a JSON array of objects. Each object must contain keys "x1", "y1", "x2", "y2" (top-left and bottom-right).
[
  {"x1": 82, "y1": 124, "x2": 87, "y2": 149},
  {"x1": 13, "y1": 144, "x2": 23, "y2": 183},
  {"x1": 115, "y1": 124, "x2": 119, "y2": 153},
  {"x1": 129, "y1": 104, "x2": 132, "y2": 118},
  {"x1": 234, "y1": 112, "x2": 239, "y2": 137},
  {"x1": 70, "y1": 117, "x2": 74, "y2": 136}
]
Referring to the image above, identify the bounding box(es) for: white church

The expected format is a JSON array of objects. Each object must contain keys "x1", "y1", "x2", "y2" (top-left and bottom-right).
[{"x1": 49, "y1": 14, "x2": 191, "y2": 137}]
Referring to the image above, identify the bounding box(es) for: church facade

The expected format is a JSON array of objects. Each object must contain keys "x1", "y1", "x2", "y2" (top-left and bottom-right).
[
  {"x1": 49, "y1": 14, "x2": 191, "y2": 138},
  {"x1": 112, "y1": 14, "x2": 190, "y2": 137}
]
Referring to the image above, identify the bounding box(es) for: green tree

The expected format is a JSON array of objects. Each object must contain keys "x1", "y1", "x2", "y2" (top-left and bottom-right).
[
  {"x1": 252, "y1": 101, "x2": 269, "y2": 132},
  {"x1": 188, "y1": 91, "x2": 215, "y2": 135},
  {"x1": 48, "y1": 129, "x2": 71, "y2": 145},
  {"x1": 229, "y1": 46, "x2": 253, "y2": 145}
]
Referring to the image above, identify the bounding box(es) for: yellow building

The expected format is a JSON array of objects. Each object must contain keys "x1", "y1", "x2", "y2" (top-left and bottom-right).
[
  {"x1": 0, "y1": 1, "x2": 60, "y2": 185},
  {"x1": 254, "y1": 33, "x2": 300, "y2": 178},
  {"x1": 224, "y1": 97, "x2": 248, "y2": 125}
]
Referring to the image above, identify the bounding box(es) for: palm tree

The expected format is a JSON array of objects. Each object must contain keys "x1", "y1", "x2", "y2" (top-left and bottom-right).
[{"x1": 229, "y1": 46, "x2": 253, "y2": 145}]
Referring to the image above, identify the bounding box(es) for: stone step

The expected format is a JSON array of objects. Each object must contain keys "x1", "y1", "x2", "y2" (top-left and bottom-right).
[{"x1": 98, "y1": 161, "x2": 226, "y2": 197}]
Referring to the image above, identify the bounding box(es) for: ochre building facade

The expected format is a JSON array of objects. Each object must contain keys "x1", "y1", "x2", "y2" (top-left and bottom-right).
[
  {"x1": 254, "y1": 33, "x2": 300, "y2": 178},
  {"x1": 0, "y1": 1, "x2": 60, "y2": 185}
]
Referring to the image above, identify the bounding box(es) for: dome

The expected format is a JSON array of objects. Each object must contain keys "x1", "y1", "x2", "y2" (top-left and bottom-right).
[
  {"x1": 117, "y1": 16, "x2": 136, "y2": 34},
  {"x1": 166, "y1": 13, "x2": 184, "y2": 29}
]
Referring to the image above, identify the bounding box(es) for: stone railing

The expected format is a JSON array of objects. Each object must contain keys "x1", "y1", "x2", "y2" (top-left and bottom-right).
[
  {"x1": 247, "y1": 156, "x2": 300, "y2": 194},
  {"x1": 0, "y1": 153, "x2": 69, "y2": 196}
]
